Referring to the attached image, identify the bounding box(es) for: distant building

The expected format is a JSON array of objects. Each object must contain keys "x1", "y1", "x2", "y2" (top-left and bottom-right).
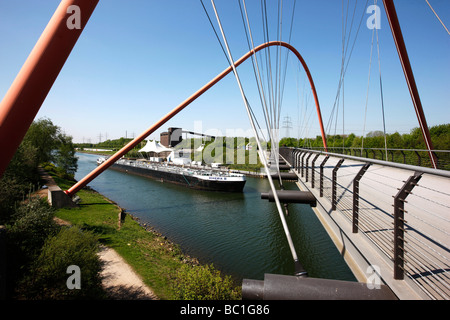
[
  {"x1": 160, "y1": 127, "x2": 183, "y2": 147},
  {"x1": 160, "y1": 132, "x2": 169, "y2": 147},
  {"x1": 168, "y1": 127, "x2": 183, "y2": 147}
]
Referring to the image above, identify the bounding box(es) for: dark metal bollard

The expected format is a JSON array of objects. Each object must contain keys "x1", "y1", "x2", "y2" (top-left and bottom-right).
[
  {"x1": 242, "y1": 273, "x2": 398, "y2": 300},
  {"x1": 270, "y1": 164, "x2": 291, "y2": 171},
  {"x1": 270, "y1": 172, "x2": 298, "y2": 181},
  {"x1": 261, "y1": 190, "x2": 316, "y2": 207}
]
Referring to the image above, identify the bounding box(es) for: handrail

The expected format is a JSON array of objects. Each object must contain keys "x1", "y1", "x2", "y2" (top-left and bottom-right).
[
  {"x1": 282, "y1": 147, "x2": 450, "y2": 179},
  {"x1": 281, "y1": 146, "x2": 450, "y2": 299},
  {"x1": 305, "y1": 146, "x2": 450, "y2": 153}
]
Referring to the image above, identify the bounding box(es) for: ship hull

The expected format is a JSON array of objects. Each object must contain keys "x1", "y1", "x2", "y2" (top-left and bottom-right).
[{"x1": 109, "y1": 162, "x2": 246, "y2": 192}]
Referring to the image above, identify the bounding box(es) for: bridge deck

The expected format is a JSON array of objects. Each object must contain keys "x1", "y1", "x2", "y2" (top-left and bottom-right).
[{"x1": 285, "y1": 152, "x2": 449, "y2": 300}]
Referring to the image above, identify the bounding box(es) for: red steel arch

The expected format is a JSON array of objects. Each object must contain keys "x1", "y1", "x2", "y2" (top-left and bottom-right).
[{"x1": 66, "y1": 41, "x2": 327, "y2": 196}]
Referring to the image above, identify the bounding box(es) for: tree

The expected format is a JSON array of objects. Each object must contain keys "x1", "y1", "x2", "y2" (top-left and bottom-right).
[
  {"x1": 22, "y1": 117, "x2": 78, "y2": 176},
  {"x1": 23, "y1": 118, "x2": 60, "y2": 166},
  {"x1": 1, "y1": 118, "x2": 78, "y2": 221},
  {"x1": 387, "y1": 132, "x2": 403, "y2": 149},
  {"x1": 54, "y1": 133, "x2": 78, "y2": 177},
  {"x1": 430, "y1": 124, "x2": 450, "y2": 150},
  {"x1": 345, "y1": 133, "x2": 356, "y2": 147}
]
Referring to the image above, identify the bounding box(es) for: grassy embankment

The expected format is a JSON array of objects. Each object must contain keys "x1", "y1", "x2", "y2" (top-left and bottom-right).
[{"x1": 51, "y1": 173, "x2": 241, "y2": 300}]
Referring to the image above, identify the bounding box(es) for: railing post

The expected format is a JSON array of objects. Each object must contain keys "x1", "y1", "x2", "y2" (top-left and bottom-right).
[
  {"x1": 294, "y1": 150, "x2": 302, "y2": 170},
  {"x1": 301, "y1": 152, "x2": 308, "y2": 177},
  {"x1": 319, "y1": 155, "x2": 330, "y2": 198},
  {"x1": 290, "y1": 148, "x2": 295, "y2": 165},
  {"x1": 352, "y1": 163, "x2": 371, "y2": 233},
  {"x1": 291, "y1": 149, "x2": 297, "y2": 168},
  {"x1": 415, "y1": 151, "x2": 421, "y2": 167},
  {"x1": 311, "y1": 153, "x2": 320, "y2": 188},
  {"x1": 332, "y1": 159, "x2": 345, "y2": 211},
  {"x1": 305, "y1": 153, "x2": 313, "y2": 183},
  {"x1": 393, "y1": 171, "x2": 422, "y2": 280}
]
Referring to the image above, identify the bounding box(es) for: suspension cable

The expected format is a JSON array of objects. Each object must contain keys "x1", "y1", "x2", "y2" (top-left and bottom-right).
[
  {"x1": 375, "y1": 0, "x2": 388, "y2": 160},
  {"x1": 362, "y1": 22, "x2": 375, "y2": 151},
  {"x1": 238, "y1": 0, "x2": 273, "y2": 141},
  {"x1": 425, "y1": 0, "x2": 450, "y2": 36},
  {"x1": 200, "y1": 0, "x2": 230, "y2": 65},
  {"x1": 209, "y1": 0, "x2": 304, "y2": 274},
  {"x1": 239, "y1": 0, "x2": 284, "y2": 186}
]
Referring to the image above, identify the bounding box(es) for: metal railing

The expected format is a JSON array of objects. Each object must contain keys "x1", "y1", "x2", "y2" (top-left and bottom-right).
[
  {"x1": 299, "y1": 147, "x2": 450, "y2": 171},
  {"x1": 280, "y1": 147, "x2": 450, "y2": 300}
]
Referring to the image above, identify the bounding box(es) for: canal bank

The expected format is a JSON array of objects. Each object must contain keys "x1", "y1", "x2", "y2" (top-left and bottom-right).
[
  {"x1": 50, "y1": 170, "x2": 239, "y2": 299},
  {"x1": 74, "y1": 152, "x2": 356, "y2": 284}
]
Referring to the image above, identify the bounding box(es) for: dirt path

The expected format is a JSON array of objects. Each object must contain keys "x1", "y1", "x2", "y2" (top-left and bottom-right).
[
  {"x1": 54, "y1": 214, "x2": 158, "y2": 299},
  {"x1": 37, "y1": 168, "x2": 158, "y2": 300},
  {"x1": 98, "y1": 245, "x2": 158, "y2": 300}
]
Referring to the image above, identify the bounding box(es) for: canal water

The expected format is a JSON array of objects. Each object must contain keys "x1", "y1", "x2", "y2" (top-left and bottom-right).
[{"x1": 75, "y1": 152, "x2": 356, "y2": 282}]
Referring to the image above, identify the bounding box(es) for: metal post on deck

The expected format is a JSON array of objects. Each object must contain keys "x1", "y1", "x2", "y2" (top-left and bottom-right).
[
  {"x1": 311, "y1": 153, "x2": 320, "y2": 188},
  {"x1": 300, "y1": 152, "x2": 307, "y2": 177},
  {"x1": 393, "y1": 172, "x2": 422, "y2": 280},
  {"x1": 332, "y1": 159, "x2": 345, "y2": 211},
  {"x1": 305, "y1": 153, "x2": 313, "y2": 183},
  {"x1": 0, "y1": 0, "x2": 99, "y2": 178},
  {"x1": 352, "y1": 163, "x2": 371, "y2": 233},
  {"x1": 319, "y1": 155, "x2": 330, "y2": 198},
  {"x1": 296, "y1": 150, "x2": 303, "y2": 171},
  {"x1": 293, "y1": 149, "x2": 302, "y2": 170}
]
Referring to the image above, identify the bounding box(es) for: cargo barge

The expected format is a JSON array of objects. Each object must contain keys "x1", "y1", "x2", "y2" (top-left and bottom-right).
[{"x1": 97, "y1": 157, "x2": 246, "y2": 192}]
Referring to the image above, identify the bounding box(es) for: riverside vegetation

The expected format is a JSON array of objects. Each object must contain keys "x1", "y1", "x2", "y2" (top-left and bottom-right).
[
  {"x1": 77, "y1": 124, "x2": 449, "y2": 171},
  {"x1": 0, "y1": 117, "x2": 240, "y2": 300},
  {"x1": 279, "y1": 124, "x2": 450, "y2": 169}
]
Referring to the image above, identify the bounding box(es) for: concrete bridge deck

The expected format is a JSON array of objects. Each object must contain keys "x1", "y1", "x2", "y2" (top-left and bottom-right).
[{"x1": 280, "y1": 148, "x2": 450, "y2": 300}]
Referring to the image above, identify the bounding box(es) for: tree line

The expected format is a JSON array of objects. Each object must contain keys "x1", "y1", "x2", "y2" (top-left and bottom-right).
[
  {"x1": 279, "y1": 124, "x2": 449, "y2": 150},
  {"x1": 279, "y1": 124, "x2": 450, "y2": 169},
  {"x1": 0, "y1": 117, "x2": 78, "y2": 220}
]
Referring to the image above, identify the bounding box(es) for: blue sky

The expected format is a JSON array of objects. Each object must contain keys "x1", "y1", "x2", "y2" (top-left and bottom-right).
[{"x1": 0, "y1": 0, "x2": 449, "y2": 143}]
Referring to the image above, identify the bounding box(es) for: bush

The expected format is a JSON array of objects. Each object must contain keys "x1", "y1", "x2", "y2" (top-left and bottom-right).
[
  {"x1": 8, "y1": 197, "x2": 59, "y2": 261},
  {"x1": 5, "y1": 197, "x2": 59, "y2": 297},
  {"x1": 18, "y1": 226, "x2": 105, "y2": 299},
  {"x1": 173, "y1": 264, "x2": 241, "y2": 300}
]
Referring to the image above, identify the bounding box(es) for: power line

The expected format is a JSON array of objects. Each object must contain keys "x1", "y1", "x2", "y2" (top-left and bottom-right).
[{"x1": 282, "y1": 115, "x2": 293, "y2": 138}]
